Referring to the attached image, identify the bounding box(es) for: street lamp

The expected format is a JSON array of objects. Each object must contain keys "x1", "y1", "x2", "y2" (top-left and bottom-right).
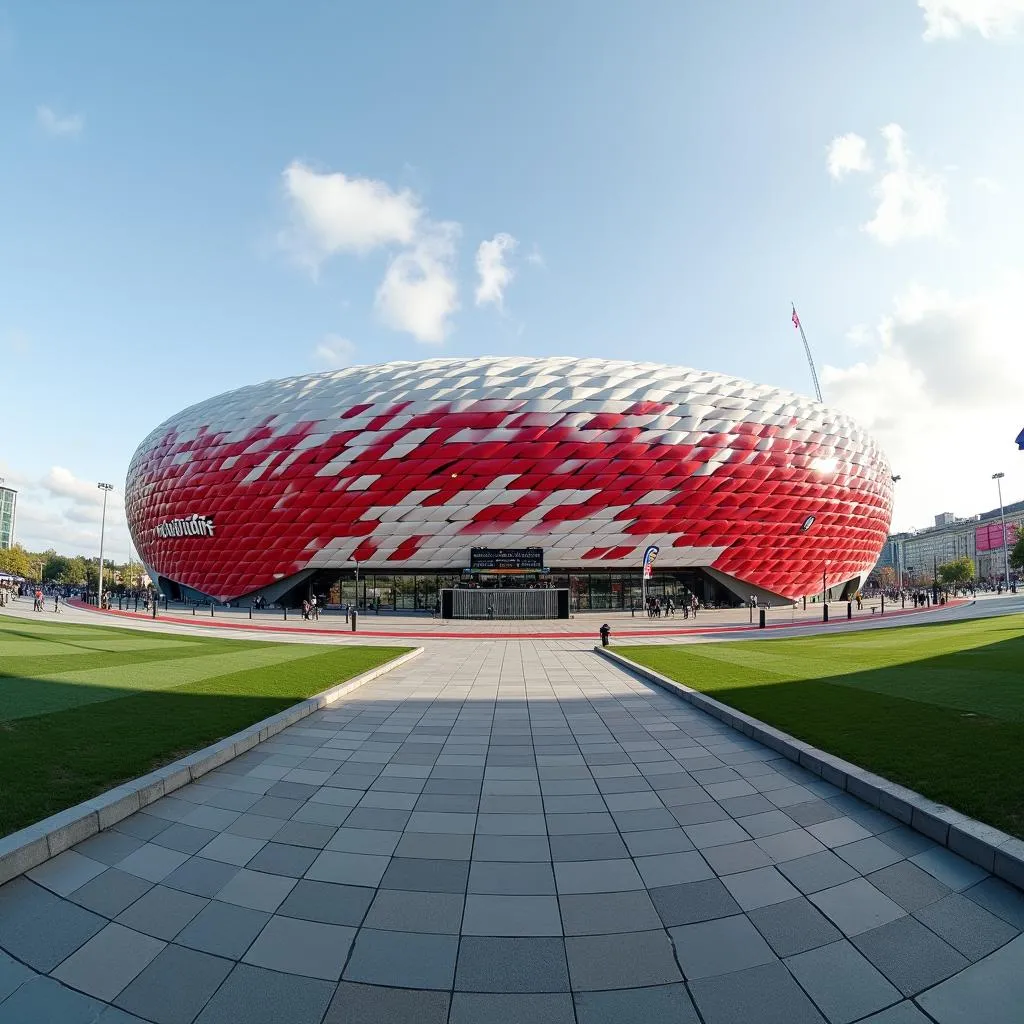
[
  {"x1": 992, "y1": 472, "x2": 1011, "y2": 591},
  {"x1": 97, "y1": 483, "x2": 114, "y2": 606},
  {"x1": 890, "y1": 475, "x2": 902, "y2": 592}
]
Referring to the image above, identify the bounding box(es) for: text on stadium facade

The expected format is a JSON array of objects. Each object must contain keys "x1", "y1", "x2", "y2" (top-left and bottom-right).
[{"x1": 156, "y1": 514, "x2": 216, "y2": 539}]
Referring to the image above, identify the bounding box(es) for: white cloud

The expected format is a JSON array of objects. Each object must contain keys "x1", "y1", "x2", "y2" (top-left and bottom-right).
[
  {"x1": 36, "y1": 105, "x2": 84, "y2": 138},
  {"x1": 831, "y1": 124, "x2": 948, "y2": 245},
  {"x1": 0, "y1": 462, "x2": 130, "y2": 559},
  {"x1": 312, "y1": 334, "x2": 357, "y2": 368},
  {"x1": 280, "y1": 162, "x2": 462, "y2": 343},
  {"x1": 826, "y1": 133, "x2": 873, "y2": 180},
  {"x1": 919, "y1": 0, "x2": 1024, "y2": 39},
  {"x1": 822, "y1": 278, "x2": 1024, "y2": 530},
  {"x1": 375, "y1": 222, "x2": 460, "y2": 343},
  {"x1": 281, "y1": 162, "x2": 422, "y2": 267},
  {"x1": 474, "y1": 233, "x2": 518, "y2": 309}
]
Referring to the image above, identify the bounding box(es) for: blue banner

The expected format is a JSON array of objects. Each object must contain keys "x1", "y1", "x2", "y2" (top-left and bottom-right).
[
  {"x1": 642, "y1": 544, "x2": 660, "y2": 579},
  {"x1": 1017, "y1": 427, "x2": 1024, "y2": 450}
]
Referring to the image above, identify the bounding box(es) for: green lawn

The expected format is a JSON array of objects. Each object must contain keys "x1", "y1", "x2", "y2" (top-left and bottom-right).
[
  {"x1": 617, "y1": 614, "x2": 1024, "y2": 839},
  {"x1": 0, "y1": 615, "x2": 409, "y2": 837}
]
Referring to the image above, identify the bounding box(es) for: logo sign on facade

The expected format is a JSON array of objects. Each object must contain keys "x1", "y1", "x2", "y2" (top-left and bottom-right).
[
  {"x1": 470, "y1": 547, "x2": 544, "y2": 572},
  {"x1": 156, "y1": 514, "x2": 216, "y2": 539},
  {"x1": 642, "y1": 544, "x2": 660, "y2": 579}
]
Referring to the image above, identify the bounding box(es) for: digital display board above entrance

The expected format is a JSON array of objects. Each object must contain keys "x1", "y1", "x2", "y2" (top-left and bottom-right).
[{"x1": 470, "y1": 547, "x2": 545, "y2": 572}]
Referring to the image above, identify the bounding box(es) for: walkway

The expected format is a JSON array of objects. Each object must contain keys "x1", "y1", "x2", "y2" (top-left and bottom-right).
[{"x1": 2, "y1": 643, "x2": 1023, "y2": 1023}]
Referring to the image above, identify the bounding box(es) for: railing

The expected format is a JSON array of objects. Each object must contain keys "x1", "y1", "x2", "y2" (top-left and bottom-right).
[{"x1": 446, "y1": 588, "x2": 564, "y2": 620}]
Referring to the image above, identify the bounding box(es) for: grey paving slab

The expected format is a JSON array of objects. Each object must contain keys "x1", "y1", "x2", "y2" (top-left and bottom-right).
[
  {"x1": 785, "y1": 939, "x2": 901, "y2": 1023},
  {"x1": 455, "y1": 935, "x2": 570, "y2": 992},
  {"x1": 748, "y1": 896, "x2": 842, "y2": 957},
  {"x1": 558, "y1": 890, "x2": 661, "y2": 936},
  {"x1": 114, "y1": 944, "x2": 232, "y2": 1024},
  {"x1": 910, "y1": 846, "x2": 988, "y2": 891},
  {"x1": 867, "y1": 860, "x2": 953, "y2": 912},
  {"x1": 344, "y1": 927, "x2": 458, "y2": 989},
  {"x1": 150, "y1": 823, "x2": 220, "y2": 854},
  {"x1": 449, "y1": 991, "x2": 576, "y2": 1024},
  {"x1": 114, "y1": 884, "x2": 208, "y2": 940},
  {"x1": 324, "y1": 981, "x2": 450, "y2": 1024},
  {"x1": 0, "y1": 878, "x2": 106, "y2": 972},
  {"x1": 67, "y1": 868, "x2": 153, "y2": 919},
  {"x1": 194, "y1": 962, "x2": 334, "y2": 1024},
  {"x1": 0, "y1": 974, "x2": 107, "y2": 1024},
  {"x1": 553, "y1": 858, "x2": 644, "y2": 894},
  {"x1": 0, "y1": 950, "x2": 33, "y2": 1003},
  {"x1": 809, "y1": 878, "x2": 907, "y2": 936},
  {"x1": 648, "y1": 878, "x2": 740, "y2": 927},
  {"x1": 574, "y1": 984, "x2": 700, "y2": 1024},
  {"x1": 51, "y1": 922, "x2": 165, "y2": 1002},
  {"x1": 916, "y1": 933, "x2": 1024, "y2": 1024},
  {"x1": 159, "y1": 856, "x2": 239, "y2": 898},
  {"x1": 379, "y1": 856, "x2": 469, "y2": 892},
  {"x1": 853, "y1": 915, "x2": 970, "y2": 995},
  {"x1": 858, "y1": 1004, "x2": 935, "y2": 1024},
  {"x1": 243, "y1": 915, "x2": 355, "y2": 979},
  {"x1": 364, "y1": 888, "x2": 464, "y2": 933},
  {"x1": 463, "y1": 893, "x2": 563, "y2": 935},
  {"x1": 689, "y1": 960, "x2": 826, "y2": 1024},
  {"x1": 722, "y1": 865, "x2": 801, "y2": 910},
  {"x1": 565, "y1": 930, "x2": 682, "y2": 990},
  {"x1": 914, "y1": 893, "x2": 1019, "y2": 960},
  {"x1": 670, "y1": 914, "x2": 777, "y2": 979},
  {"x1": 177, "y1": 900, "x2": 270, "y2": 959},
  {"x1": 28, "y1": 851, "x2": 106, "y2": 897},
  {"x1": 963, "y1": 876, "x2": 1024, "y2": 929}
]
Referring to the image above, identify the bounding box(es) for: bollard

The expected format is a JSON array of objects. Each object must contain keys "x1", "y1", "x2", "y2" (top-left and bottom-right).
[
  {"x1": 881, "y1": 596, "x2": 885, "y2": 614},
  {"x1": 152, "y1": 600, "x2": 157, "y2": 619},
  {"x1": 823, "y1": 604, "x2": 829, "y2": 623},
  {"x1": 193, "y1": 607, "x2": 196, "y2": 617},
  {"x1": 249, "y1": 606, "x2": 252, "y2": 619},
  {"x1": 211, "y1": 604, "x2": 214, "y2": 617},
  {"x1": 284, "y1": 606, "x2": 287, "y2": 621},
  {"x1": 847, "y1": 602, "x2": 852, "y2": 620},
  {"x1": 758, "y1": 608, "x2": 766, "y2": 629},
  {"x1": 901, "y1": 595, "x2": 905, "y2": 609},
  {"x1": 352, "y1": 609, "x2": 358, "y2": 632}
]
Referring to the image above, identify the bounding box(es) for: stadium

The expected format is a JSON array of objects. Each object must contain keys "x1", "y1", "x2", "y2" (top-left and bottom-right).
[{"x1": 125, "y1": 357, "x2": 893, "y2": 613}]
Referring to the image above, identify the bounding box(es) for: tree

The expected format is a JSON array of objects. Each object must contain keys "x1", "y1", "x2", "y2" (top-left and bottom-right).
[
  {"x1": 42, "y1": 554, "x2": 73, "y2": 583},
  {"x1": 938, "y1": 556, "x2": 974, "y2": 588},
  {"x1": 1011, "y1": 532, "x2": 1024, "y2": 572},
  {"x1": 874, "y1": 566, "x2": 896, "y2": 590},
  {"x1": 0, "y1": 544, "x2": 34, "y2": 579}
]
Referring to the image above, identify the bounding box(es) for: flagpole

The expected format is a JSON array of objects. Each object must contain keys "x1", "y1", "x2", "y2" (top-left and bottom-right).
[{"x1": 792, "y1": 303, "x2": 823, "y2": 403}]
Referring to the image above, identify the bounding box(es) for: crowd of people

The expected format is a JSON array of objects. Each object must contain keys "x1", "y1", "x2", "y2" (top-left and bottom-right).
[{"x1": 644, "y1": 593, "x2": 700, "y2": 618}]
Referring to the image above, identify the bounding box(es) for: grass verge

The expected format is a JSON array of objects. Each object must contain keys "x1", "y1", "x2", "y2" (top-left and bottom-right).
[
  {"x1": 0, "y1": 615, "x2": 408, "y2": 836},
  {"x1": 617, "y1": 614, "x2": 1024, "y2": 838}
]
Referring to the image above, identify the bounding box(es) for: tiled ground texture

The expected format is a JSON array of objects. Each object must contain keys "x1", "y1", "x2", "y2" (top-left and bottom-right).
[{"x1": 2, "y1": 642, "x2": 1024, "y2": 1024}]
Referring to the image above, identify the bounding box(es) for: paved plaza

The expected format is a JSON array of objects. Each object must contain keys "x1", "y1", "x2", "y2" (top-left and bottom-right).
[{"x1": 2, "y1": 638, "x2": 1024, "y2": 1023}]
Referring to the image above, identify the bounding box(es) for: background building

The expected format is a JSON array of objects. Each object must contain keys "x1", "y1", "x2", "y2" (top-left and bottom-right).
[
  {"x1": 880, "y1": 500, "x2": 1022, "y2": 586},
  {"x1": 126, "y1": 357, "x2": 893, "y2": 609},
  {"x1": 0, "y1": 480, "x2": 16, "y2": 550}
]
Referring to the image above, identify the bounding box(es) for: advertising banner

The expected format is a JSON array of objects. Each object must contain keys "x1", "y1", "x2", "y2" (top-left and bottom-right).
[{"x1": 642, "y1": 544, "x2": 660, "y2": 579}]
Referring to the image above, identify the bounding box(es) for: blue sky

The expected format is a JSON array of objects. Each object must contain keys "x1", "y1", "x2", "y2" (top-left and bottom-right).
[{"x1": 3, "y1": 0, "x2": 1023, "y2": 558}]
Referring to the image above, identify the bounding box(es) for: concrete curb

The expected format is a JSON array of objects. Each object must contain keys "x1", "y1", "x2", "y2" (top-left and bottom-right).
[
  {"x1": 597, "y1": 646, "x2": 1024, "y2": 892},
  {"x1": 0, "y1": 646, "x2": 423, "y2": 886}
]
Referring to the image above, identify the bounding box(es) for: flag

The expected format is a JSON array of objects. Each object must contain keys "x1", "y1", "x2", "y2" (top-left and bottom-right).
[
  {"x1": 642, "y1": 544, "x2": 660, "y2": 579},
  {"x1": 792, "y1": 307, "x2": 801, "y2": 330},
  {"x1": 1017, "y1": 427, "x2": 1024, "y2": 450}
]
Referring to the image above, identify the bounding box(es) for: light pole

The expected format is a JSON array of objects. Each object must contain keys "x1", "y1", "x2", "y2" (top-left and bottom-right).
[
  {"x1": 890, "y1": 475, "x2": 902, "y2": 593},
  {"x1": 97, "y1": 483, "x2": 113, "y2": 606},
  {"x1": 993, "y1": 472, "x2": 1011, "y2": 591}
]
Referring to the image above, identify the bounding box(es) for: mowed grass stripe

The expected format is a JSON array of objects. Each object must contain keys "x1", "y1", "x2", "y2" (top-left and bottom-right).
[
  {"x1": 2, "y1": 645, "x2": 336, "y2": 722},
  {"x1": 0, "y1": 615, "x2": 409, "y2": 837},
  {"x1": 618, "y1": 613, "x2": 1024, "y2": 839}
]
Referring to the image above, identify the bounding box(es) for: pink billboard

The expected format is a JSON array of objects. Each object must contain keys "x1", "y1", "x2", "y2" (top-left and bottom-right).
[{"x1": 976, "y1": 522, "x2": 1019, "y2": 552}]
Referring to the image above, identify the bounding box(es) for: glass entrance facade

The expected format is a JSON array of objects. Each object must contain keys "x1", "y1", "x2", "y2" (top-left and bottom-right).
[{"x1": 295, "y1": 567, "x2": 736, "y2": 612}]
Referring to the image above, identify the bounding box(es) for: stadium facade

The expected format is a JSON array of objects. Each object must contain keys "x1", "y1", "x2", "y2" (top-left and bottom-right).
[{"x1": 125, "y1": 357, "x2": 893, "y2": 611}]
